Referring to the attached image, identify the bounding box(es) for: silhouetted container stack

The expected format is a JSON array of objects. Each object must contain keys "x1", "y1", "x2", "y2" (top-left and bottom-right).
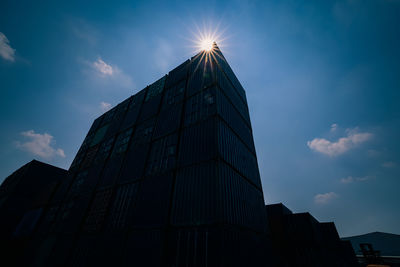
[
  {"x1": 266, "y1": 203, "x2": 359, "y2": 267},
  {"x1": 0, "y1": 44, "x2": 360, "y2": 267},
  {"x1": 20, "y1": 44, "x2": 270, "y2": 267},
  {"x1": 0, "y1": 160, "x2": 67, "y2": 266}
]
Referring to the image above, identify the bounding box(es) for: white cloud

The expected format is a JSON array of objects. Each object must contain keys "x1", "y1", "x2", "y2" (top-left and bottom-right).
[
  {"x1": 330, "y1": 123, "x2": 338, "y2": 132},
  {"x1": 340, "y1": 175, "x2": 373, "y2": 184},
  {"x1": 382, "y1": 161, "x2": 396, "y2": 168},
  {"x1": 100, "y1": 101, "x2": 112, "y2": 112},
  {"x1": 314, "y1": 192, "x2": 338, "y2": 204},
  {"x1": 307, "y1": 128, "x2": 372, "y2": 156},
  {"x1": 84, "y1": 57, "x2": 133, "y2": 88},
  {"x1": 0, "y1": 32, "x2": 16, "y2": 62},
  {"x1": 16, "y1": 130, "x2": 65, "y2": 159},
  {"x1": 93, "y1": 58, "x2": 113, "y2": 76}
]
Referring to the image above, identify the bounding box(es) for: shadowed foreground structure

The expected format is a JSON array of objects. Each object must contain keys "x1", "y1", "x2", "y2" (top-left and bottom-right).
[{"x1": 1, "y1": 45, "x2": 358, "y2": 266}]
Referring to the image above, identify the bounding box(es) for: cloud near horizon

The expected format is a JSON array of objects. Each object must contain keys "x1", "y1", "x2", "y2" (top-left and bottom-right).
[
  {"x1": 307, "y1": 127, "x2": 373, "y2": 156},
  {"x1": 16, "y1": 130, "x2": 65, "y2": 159},
  {"x1": 314, "y1": 192, "x2": 338, "y2": 204},
  {"x1": 0, "y1": 32, "x2": 16, "y2": 62}
]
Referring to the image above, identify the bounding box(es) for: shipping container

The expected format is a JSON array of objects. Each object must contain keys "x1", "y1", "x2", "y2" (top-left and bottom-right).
[
  {"x1": 100, "y1": 106, "x2": 116, "y2": 127},
  {"x1": 187, "y1": 53, "x2": 215, "y2": 98},
  {"x1": 171, "y1": 161, "x2": 219, "y2": 226},
  {"x1": 88, "y1": 232, "x2": 126, "y2": 266},
  {"x1": 145, "y1": 76, "x2": 166, "y2": 102},
  {"x1": 179, "y1": 114, "x2": 261, "y2": 189},
  {"x1": 120, "y1": 90, "x2": 146, "y2": 131},
  {"x1": 73, "y1": 163, "x2": 103, "y2": 194},
  {"x1": 90, "y1": 124, "x2": 110, "y2": 147},
  {"x1": 183, "y1": 86, "x2": 217, "y2": 127},
  {"x1": 83, "y1": 188, "x2": 113, "y2": 233},
  {"x1": 118, "y1": 143, "x2": 150, "y2": 184},
  {"x1": 163, "y1": 226, "x2": 268, "y2": 267},
  {"x1": 53, "y1": 194, "x2": 91, "y2": 234},
  {"x1": 110, "y1": 127, "x2": 134, "y2": 157},
  {"x1": 165, "y1": 227, "x2": 223, "y2": 267},
  {"x1": 29, "y1": 235, "x2": 57, "y2": 267},
  {"x1": 98, "y1": 154, "x2": 124, "y2": 188},
  {"x1": 93, "y1": 136, "x2": 115, "y2": 164},
  {"x1": 217, "y1": 161, "x2": 267, "y2": 232},
  {"x1": 138, "y1": 76, "x2": 166, "y2": 123},
  {"x1": 220, "y1": 227, "x2": 269, "y2": 267},
  {"x1": 161, "y1": 79, "x2": 186, "y2": 111},
  {"x1": 319, "y1": 222, "x2": 341, "y2": 248},
  {"x1": 45, "y1": 234, "x2": 75, "y2": 267},
  {"x1": 217, "y1": 119, "x2": 262, "y2": 189},
  {"x1": 171, "y1": 160, "x2": 266, "y2": 232},
  {"x1": 68, "y1": 235, "x2": 97, "y2": 267},
  {"x1": 214, "y1": 65, "x2": 251, "y2": 126},
  {"x1": 137, "y1": 93, "x2": 162, "y2": 123},
  {"x1": 106, "y1": 182, "x2": 139, "y2": 230},
  {"x1": 68, "y1": 170, "x2": 89, "y2": 196},
  {"x1": 182, "y1": 86, "x2": 255, "y2": 154},
  {"x1": 13, "y1": 208, "x2": 43, "y2": 237},
  {"x1": 178, "y1": 117, "x2": 218, "y2": 167},
  {"x1": 122, "y1": 229, "x2": 164, "y2": 267},
  {"x1": 131, "y1": 117, "x2": 156, "y2": 145},
  {"x1": 87, "y1": 115, "x2": 103, "y2": 137},
  {"x1": 213, "y1": 48, "x2": 247, "y2": 103},
  {"x1": 153, "y1": 102, "x2": 182, "y2": 139},
  {"x1": 215, "y1": 88, "x2": 255, "y2": 154},
  {"x1": 165, "y1": 59, "x2": 190, "y2": 89},
  {"x1": 79, "y1": 145, "x2": 99, "y2": 170},
  {"x1": 145, "y1": 134, "x2": 178, "y2": 176},
  {"x1": 132, "y1": 173, "x2": 174, "y2": 227},
  {"x1": 95, "y1": 128, "x2": 134, "y2": 188},
  {"x1": 69, "y1": 148, "x2": 86, "y2": 171},
  {"x1": 104, "y1": 97, "x2": 131, "y2": 139},
  {"x1": 34, "y1": 204, "x2": 60, "y2": 235}
]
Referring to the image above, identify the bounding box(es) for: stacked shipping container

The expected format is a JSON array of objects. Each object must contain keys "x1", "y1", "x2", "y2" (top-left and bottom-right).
[{"x1": 23, "y1": 44, "x2": 270, "y2": 266}]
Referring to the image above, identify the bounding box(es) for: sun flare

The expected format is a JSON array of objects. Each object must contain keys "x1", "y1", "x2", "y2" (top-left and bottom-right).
[
  {"x1": 187, "y1": 22, "x2": 229, "y2": 71},
  {"x1": 190, "y1": 22, "x2": 228, "y2": 55},
  {"x1": 200, "y1": 38, "x2": 214, "y2": 52}
]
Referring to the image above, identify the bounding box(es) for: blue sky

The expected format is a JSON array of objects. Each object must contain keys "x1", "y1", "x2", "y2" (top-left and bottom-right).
[{"x1": 1, "y1": 0, "x2": 399, "y2": 237}]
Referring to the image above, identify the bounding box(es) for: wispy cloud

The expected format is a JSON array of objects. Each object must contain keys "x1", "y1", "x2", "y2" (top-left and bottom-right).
[
  {"x1": 16, "y1": 130, "x2": 65, "y2": 159},
  {"x1": 307, "y1": 127, "x2": 373, "y2": 156},
  {"x1": 93, "y1": 58, "x2": 113, "y2": 76},
  {"x1": 382, "y1": 161, "x2": 396, "y2": 168},
  {"x1": 340, "y1": 175, "x2": 374, "y2": 184},
  {"x1": 0, "y1": 32, "x2": 16, "y2": 62},
  {"x1": 314, "y1": 192, "x2": 338, "y2": 204},
  {"x1": 83, "y1": 57, "x2": 133, "y2": 88},
  {"x1": 100, "y1": 101, "x2": 112, "y2": 112}
]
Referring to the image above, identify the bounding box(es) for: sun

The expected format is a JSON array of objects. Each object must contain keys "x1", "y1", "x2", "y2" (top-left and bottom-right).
[
  {"x1": 186, "y1": 22, "x2": 229, "y2": 70},
  {"x1": 200, "y1": 38, "x2": 214, "y2": 52},
  {"x1": 189, "y1": 22, "x2": 227, "y2": 54}
]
